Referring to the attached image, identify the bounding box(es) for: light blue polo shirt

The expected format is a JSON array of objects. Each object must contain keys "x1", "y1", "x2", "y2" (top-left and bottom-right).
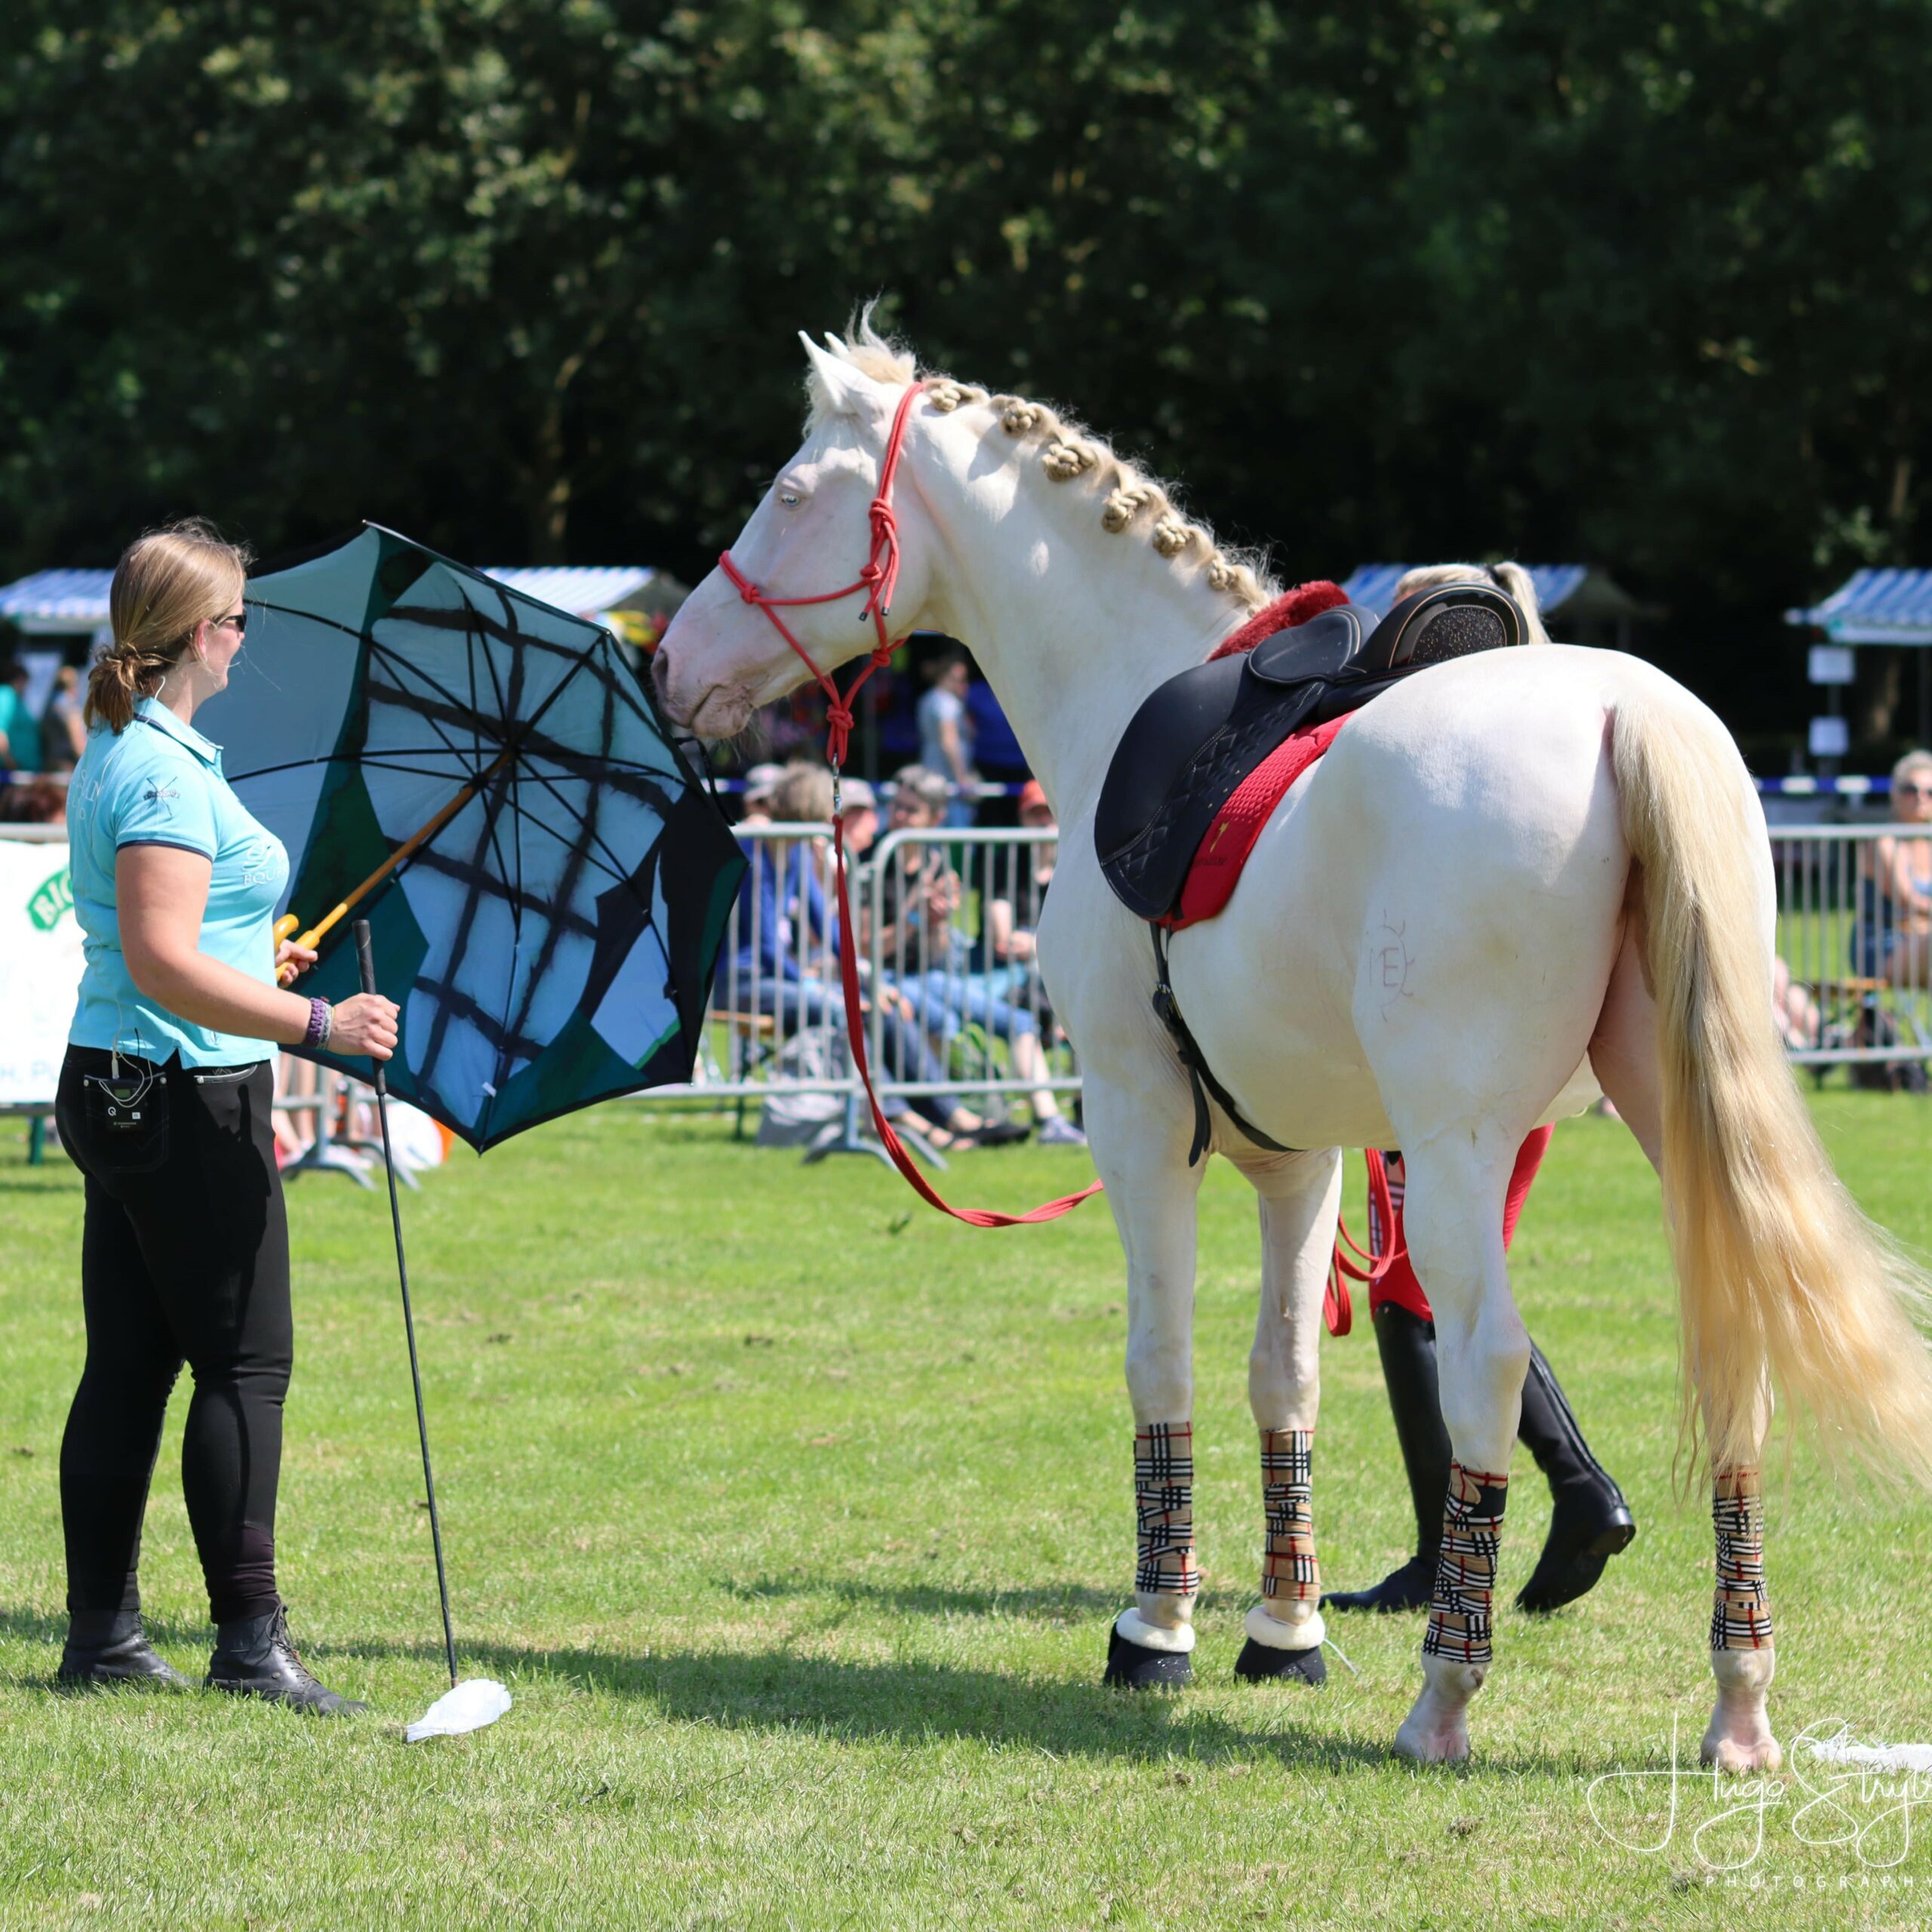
[{"x1": 66, "y1": 697, "x2": 289, "y2": 1067}]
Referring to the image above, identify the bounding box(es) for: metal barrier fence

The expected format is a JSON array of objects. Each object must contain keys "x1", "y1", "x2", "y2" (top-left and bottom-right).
[
  {"x1": 684, "y1": 820, "x2": 1932, "y2": 1121},
  {"x1": 688, "y1": 824, "x2": 1079, "y2": 1148},
  {"x1": 1772, "y1": 823, "x2": 1932, "y2": 1069},
  {"x1": 11, "y1": 822, "x2": 1928, "y2": 1174}
]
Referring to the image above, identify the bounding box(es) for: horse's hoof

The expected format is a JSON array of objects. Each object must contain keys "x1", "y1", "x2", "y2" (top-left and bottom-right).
[
  {"x1": 1703, "y1": 1649, "x2": 1779, "y2": 1772},
  {"x1": 1103, "y1": 1625, "x2": 1192, "y2": 1690},
  {"x1": 1234, "y1": 1637, "x2": 1325, "y2": 1686},
  {"x1": 1392, "y1": 1710, "x2": 1470, "y2": 1764},
  {"x1": 1700, "y1": 1727, "x2": 1783, "y2": 1774}
]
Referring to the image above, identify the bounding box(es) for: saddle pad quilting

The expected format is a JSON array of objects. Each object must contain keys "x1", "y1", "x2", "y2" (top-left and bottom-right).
[{"x1": 1168, "y1": 714, "x2": 1349, "y2": 931}]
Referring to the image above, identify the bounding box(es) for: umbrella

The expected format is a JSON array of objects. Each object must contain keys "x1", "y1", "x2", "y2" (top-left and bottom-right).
[
  {"x1": 201, "y1": 522, "x2": 745, "y2": 1148},
  {"x1": 195, "y1": 524, "x2": 746, "y2": 1734}
]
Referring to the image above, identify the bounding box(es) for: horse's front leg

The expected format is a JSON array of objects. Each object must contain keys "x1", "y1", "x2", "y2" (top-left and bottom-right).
[
  {"x1": 1389, "y1": 1134, "x2": 1527, "y2": 1764},
  {"x1": 1082, "y1": 1072, "x2": 1207, "y2": 1688},
  {"x1": 1234, "y1": 1146, "x2": 1344, "y2": 1686}
]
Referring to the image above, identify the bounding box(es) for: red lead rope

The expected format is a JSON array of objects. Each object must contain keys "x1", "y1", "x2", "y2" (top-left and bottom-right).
[
  {"x1": 829, "y1": 818, "x2": 1103, "y2": 1226},
  {"x1": 721, "y1": 377, "x2": 1100, "y2": 1226}
]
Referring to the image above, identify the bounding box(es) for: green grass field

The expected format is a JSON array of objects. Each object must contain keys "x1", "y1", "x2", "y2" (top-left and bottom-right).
[{"x1": 4, "y1": 1097, "x2": 1932, "y2": 1930}]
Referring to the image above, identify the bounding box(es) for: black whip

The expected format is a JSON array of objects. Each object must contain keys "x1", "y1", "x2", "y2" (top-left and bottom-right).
[{"x1": 354, "y1": 917, "x2": 459, "y2": 1690}]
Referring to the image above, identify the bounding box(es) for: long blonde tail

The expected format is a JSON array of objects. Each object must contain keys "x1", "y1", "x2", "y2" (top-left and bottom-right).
[{"x1": 1614, "y1": 692, "x2": 1932, "y2": 1484}]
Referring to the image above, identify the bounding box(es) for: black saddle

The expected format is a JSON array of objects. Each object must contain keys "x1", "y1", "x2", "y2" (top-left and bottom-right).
[{"x1": 1096, "y1": 583, "x2": 1525, "y2": 924}]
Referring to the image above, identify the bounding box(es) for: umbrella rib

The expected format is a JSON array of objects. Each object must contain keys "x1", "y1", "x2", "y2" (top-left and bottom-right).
[{"x1": 498, "y1": 677, "x2": 614, "y2": 1057}]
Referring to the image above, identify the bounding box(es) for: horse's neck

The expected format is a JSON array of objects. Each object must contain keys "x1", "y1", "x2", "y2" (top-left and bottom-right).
[{"x1": 909, "y1": 436, "x2": 1241, "y2": 818}]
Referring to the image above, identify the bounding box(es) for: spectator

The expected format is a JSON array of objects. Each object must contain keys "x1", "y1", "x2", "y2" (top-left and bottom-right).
[
  {"x1": 836, "y1": 776, "x2": 878, "y2": 860},
  {"x1": 737, "y1": 761, "x2": 784, "y2": 828},
  {"x1": 0, "y1": 774, "x2": 68, "y2": 826},
  {"x1": 732, "y1": 762, "x2": 1012, "y2": 1148},
  {"x1": 44, "y1": 665, "x2": 89, "y2": 771},
  {"x1": 875, "y1": 766, "x2": 1080, "y2": 1143},
  {"x1": 915, "y1": 645, "x2": 978, "y2": 827},
  {"x1": 984, "y1": 778, "x2": 1056, "y2": 985},
  {"x1": 1852, "y1": 749, "x2": 1932, "y2": 989},
  {"x1": 0, "y1": 659, "x2": 44, "y2": 772}
]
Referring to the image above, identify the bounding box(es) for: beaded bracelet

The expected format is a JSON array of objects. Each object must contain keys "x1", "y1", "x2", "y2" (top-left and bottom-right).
[{"x1": 303, "y1": 997, "x2": 333, "y2": 1051}]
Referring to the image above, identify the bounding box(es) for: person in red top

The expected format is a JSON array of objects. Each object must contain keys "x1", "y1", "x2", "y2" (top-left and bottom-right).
[{"x1": 1321, "y1": 1130, "x2": 1635, "y2": 1615}]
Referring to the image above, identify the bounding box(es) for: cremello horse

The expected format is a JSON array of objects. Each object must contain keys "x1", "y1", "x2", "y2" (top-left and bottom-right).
[{"x1": 655, "y1": 321, "x2": 1932, "y2": 1766}]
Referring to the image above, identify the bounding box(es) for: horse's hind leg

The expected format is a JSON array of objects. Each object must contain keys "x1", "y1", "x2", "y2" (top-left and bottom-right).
[
  {"x1": 1234, "y1": 1147, "x2": 1344, "y2": 1684},
  {"x1": 1590, "y1": 925, "x2": 1780, "y2": 1771},
  {"x1": 1388, "y1": 1133, "x2": 1526, "y2": 1764}
]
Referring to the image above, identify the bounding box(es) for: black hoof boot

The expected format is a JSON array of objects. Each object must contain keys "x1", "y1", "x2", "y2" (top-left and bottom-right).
[
  {"x1": 208, "y1": 1604, "x2": 367, "y2": 1715},
  {"x1": 1234, "y1": 1638, "x2": 1326, "y2": 1685},
  {"x1": 1515, "y1": 1491, "x2": 1636, "y2": 1614},
  {"x1": 1320, "y1": 1552, "x2": 1438, "y2": 1614},
  {"x1": 57, "y1": 1611, "x2": 189, "y2": 1690},
  {"x1": 1102, "y1": 1624, "x2": 1192, "y2": 1689}
]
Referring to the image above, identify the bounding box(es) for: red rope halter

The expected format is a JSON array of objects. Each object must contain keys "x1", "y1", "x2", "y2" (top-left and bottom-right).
[
  {"x1": 718, "y1": 380, "x2": 925, "y2": 770},
  {"x1": 721, "y1": 378, "x2": 1101, "y2": 1228}
]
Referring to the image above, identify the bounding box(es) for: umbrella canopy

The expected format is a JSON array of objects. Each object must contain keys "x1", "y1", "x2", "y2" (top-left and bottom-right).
[{"x1": 199, "y1": 524, "x2": 743, "y2": 1149}]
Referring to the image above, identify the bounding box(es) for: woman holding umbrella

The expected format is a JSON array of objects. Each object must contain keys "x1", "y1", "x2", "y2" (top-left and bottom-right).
[{"x1": 54, "y1": 520, "x2": 398, "y2": 1712}]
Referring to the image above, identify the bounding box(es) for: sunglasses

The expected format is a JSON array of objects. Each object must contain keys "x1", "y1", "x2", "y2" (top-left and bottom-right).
[
  {"x1": 1900, "y1": 783, "x2": 1932, "y2": 798},
  {"x1": 211, "y1": 610, "x2": 248, "y2": 635}
]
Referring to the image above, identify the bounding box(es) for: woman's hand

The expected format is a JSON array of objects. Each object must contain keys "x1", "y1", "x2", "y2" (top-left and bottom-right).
[
  {"x1": 275, "y1": 937, "x2": 318, "y2": 986},
  {"x1": 329, "y1": 992, "x2": 401, "y2": 1062}
]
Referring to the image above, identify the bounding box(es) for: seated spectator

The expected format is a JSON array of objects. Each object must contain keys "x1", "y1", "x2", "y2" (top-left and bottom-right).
[
  {"x1": 836, "y1": 777, "x2": 878, "y2": 860},
  {"x1": 875, "y1": 765, "x2": 1081, "y2": 1143},
  {"x1": 734, "y1": 763, "x2": 1016, "y2": 1149},
  {"x1": 0, "y1": 774, "x2": 66, "y2": 825},
  {"x1": 737, "y1": 761, "x2": 784, "y2": 828},
  {"x1": 1852, "y1": 749, "x2": 1932, "y2": 989},
  {"x1": 984, "y1": 778, "x2": 1056, "y2": 988}
]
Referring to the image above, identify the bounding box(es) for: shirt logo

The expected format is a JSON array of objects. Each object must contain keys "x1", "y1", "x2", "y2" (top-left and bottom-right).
[
  {"x1": 141, "y1": 780, "x2": 180, "y2": 809},
  {"x1": 238, "y1": 838, "x2": 278, "y2": 888}
]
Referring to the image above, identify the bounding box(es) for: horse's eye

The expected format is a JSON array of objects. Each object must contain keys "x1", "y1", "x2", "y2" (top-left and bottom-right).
[{"x1": 779, "y1": 491, "x2": 801, "y2": 509}]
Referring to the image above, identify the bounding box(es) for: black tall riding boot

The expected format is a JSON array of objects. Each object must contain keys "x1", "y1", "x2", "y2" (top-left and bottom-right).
[
  {"x1": 207, "y1": 1604, "x2": 367, "y2": 1715},
  {"x1": 57, "y1": 1610, "x2": 189, "y2": 1690},
  {"x1": 1514, "y1": 1341, "x2": 1635, "y2": 1612},
  {"x1": 1320, "y1": 1303, "x2": 1450, "y2": 1613}
]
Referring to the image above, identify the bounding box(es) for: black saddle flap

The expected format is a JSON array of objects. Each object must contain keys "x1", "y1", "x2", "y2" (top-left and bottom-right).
[
  {"x1": 1247, "y1": 605, "x2": 1374, "y2": 686},
  {"x1": 1095, "y1": 583, "x2": 1526, "y2": 924}
]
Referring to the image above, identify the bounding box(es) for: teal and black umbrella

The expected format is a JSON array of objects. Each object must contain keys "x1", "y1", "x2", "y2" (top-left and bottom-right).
[
  {"x1": 198, "y1": 525, "x2": 745, "y2": 1730},
  {"x1": 202, "y1": 524, "x2": 745, "y2": 1149}
]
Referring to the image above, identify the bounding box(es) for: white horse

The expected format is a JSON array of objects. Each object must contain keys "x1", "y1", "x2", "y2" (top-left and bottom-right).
[{"x1": 655, "y1": 321, "x2": 1932, "y2": 1766}]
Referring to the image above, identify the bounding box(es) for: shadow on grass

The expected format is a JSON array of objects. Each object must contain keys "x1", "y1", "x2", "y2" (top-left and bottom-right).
[
  {"x1": 0, "y1": 1601, "x2": 1567, "y2": 1776},
  {"x1": 460, "y1": 1639, "x2": 1416, "y2": 1773}
]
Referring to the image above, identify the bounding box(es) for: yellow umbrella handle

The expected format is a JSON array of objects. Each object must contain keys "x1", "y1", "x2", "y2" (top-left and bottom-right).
[{"x1": 269, "y1": 747, "x2": 512, "y2": 989}]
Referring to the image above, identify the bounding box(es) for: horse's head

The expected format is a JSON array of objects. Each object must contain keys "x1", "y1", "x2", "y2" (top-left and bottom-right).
[{"x1": 654, "y1": 334, "x2": 937, "y2": 743}]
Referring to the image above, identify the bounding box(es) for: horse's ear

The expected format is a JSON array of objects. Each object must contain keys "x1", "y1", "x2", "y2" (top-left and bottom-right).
[{"x1": 800, "y1": 332, "x2": 893, "y2": 427}]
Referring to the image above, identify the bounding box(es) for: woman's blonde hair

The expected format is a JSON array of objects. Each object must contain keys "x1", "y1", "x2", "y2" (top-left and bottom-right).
[
  {"x1": 1393, "y1": 561, "x2": 1550, "y2": 645},
  {"x1": 88, "y1": 519, "x2": 251, "y2": 733},
  {"x1": 1890, "y1": 749, "x2": 1932, "y2": 798}
]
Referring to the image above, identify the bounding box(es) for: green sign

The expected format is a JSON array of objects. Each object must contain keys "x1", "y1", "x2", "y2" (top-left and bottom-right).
[{"x1": 27, "y1": 866, "x2": 72, "y2": 932}]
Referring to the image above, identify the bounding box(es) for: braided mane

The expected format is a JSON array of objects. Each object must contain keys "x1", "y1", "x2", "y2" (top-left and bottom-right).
[{"x1": 809, "y1": 312, "x2": 1277, "y2": 617}]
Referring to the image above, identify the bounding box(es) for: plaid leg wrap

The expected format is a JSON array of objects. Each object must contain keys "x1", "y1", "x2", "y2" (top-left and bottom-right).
[
  {"x1": 1420, "y1": 1463, "x2": 1509, "y2": 1666},
  {"x1": 1134, "y1": 1422, "x2": 1198, "y2": 1596},
  {"x1": 1259, "y1": 1427, "x2": 1318, "y2": 1603},
  {"x1": 1710, "y1": 1468, "x2": 1773, "y2": 1651}
]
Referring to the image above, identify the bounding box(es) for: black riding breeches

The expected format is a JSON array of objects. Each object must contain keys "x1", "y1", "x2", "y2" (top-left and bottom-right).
[{"x1": 54, "y1": 1047, "x2": 293, "y2": 1623}]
